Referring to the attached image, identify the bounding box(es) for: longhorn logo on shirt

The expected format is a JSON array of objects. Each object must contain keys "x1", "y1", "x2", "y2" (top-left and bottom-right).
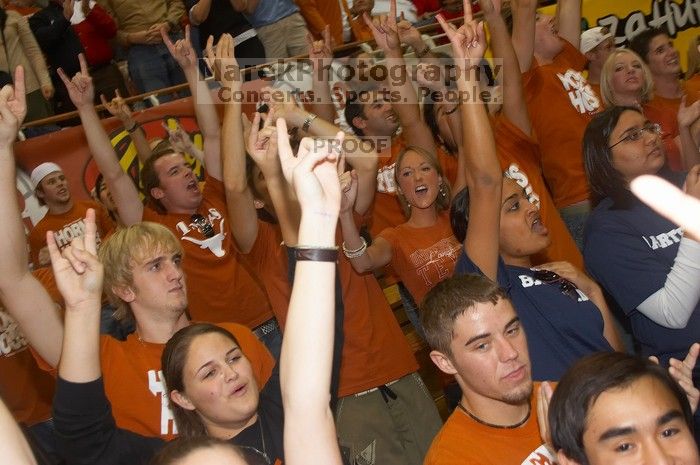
[
  {"x1": 376, "y1": 163, "x2": 397, "y2": 194},
  {"x1": 175, "y1": 208, "x2": 227, "y2": 257},
  {"x1": 557, "y1": 69, "x2": 600, "y2": 115}
]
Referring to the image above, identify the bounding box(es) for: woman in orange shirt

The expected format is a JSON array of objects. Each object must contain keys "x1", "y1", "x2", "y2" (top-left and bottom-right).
[{"x1": 339, "y1": 146, "x2": 460, "y2": 306}]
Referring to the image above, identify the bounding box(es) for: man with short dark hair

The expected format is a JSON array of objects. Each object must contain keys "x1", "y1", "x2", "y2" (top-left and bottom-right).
[
  {"x1": 630, "y1": 28, "x2": 686, "y2": 170},
  {"x1": 550, "y1": 351, "x2": 699, "y2": 465},
  {"x1": 422, "y1": 273, "x2": 556, "y2": 465}
]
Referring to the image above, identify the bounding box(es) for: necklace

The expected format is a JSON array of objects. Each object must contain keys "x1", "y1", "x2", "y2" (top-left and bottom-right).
[{"x1": 457, "y1": 401, "x2": 531, "y2": 429}]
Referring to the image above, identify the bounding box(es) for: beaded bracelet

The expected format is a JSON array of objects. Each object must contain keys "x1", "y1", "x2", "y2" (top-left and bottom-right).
[{"x1": 342, "y1": 237, "x2": 368, "y2": 259}]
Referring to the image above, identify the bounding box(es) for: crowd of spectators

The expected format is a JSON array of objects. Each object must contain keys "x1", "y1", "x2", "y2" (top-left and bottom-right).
[{"x1": 1, "y1": 0, "x2": 700, "y2": 465}]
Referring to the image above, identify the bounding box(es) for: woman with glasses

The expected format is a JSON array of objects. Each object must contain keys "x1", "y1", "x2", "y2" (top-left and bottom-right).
[
  {"x1": 583, "y1": 106, "x2": 700, "y2": 387},
  {"x1": 438, "y1": 1, "x2": 622, "y2": 384}
]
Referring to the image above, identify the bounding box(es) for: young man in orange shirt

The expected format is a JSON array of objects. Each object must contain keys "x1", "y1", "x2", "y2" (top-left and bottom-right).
[
  {"x1": 28, "y1": 162, "x2": 113, "y2": 268},
  {"x1": 512, "y1": 0, "x2": 599, "y2": 249},
  {"x1": 0, "y1": 67, "x2": 274, "y2": 442},
  {"x1": 60, "y1": 48, "x2": 283, "y2": 356}
]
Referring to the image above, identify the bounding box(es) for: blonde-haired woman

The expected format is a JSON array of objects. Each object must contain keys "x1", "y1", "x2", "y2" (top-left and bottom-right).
[{"x1": 599, "y1": 48, "x2": 654, "y2": 107}]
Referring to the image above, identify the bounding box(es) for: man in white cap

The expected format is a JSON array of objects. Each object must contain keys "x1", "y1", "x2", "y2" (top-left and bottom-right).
[
  {"x1": 28, "y1": 162, "x2": 113, "y2": 268},
  {"x1": 580, "y1": 26, "x2": 614, "y2": 96}
]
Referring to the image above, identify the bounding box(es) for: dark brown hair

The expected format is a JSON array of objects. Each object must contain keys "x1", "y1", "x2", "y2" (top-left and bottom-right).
[
  {"x1": 161, "y1": 324, "x2": 242, "y2": 437},
  {"x1": 421, "y1": 274, "x2": 509, "y2": 356}
]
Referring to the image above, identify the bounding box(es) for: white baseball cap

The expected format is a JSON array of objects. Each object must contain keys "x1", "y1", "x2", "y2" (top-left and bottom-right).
[
  {"x1": 30, "y1": 162, "x2": 63, "y2": 189},
  {"x1": 580, "y1": 26, "x2": 613, "y2": 54}
]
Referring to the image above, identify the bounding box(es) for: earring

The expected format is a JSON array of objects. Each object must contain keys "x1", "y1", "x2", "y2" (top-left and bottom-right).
[{"x1": 439, "y1": 183, "x2": 447, "y2": 198}]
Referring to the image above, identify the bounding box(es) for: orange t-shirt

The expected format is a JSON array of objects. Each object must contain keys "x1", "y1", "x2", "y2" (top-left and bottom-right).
[
  {"x1": 296, "y1": 0, "x2": 343, "y2": 45},
  {"x1": 378, "y1": 212, "x2": 461, "y2": 304},
  {"x1": 644, "y1": 95, "x2": 682, "y2": 171},
  {"x1": 143, "y1": 175, "x2": 274, "y2": 328},
  {"x1": 336, "y1": 221, "x2": 419, "y2": 397},
  {"x1": 424, "y1": 382, "x2": 555, "y2": 465},
  {"x1": 102, "y1": 322, "x2": 274, "y2": 440},
  {"x1": 371, "y1": 136, "x2": 459, "y2": 237},
  {"x1": 523, "y1": 40, "x2": 601, "y2": 208},
  {"x1": 493, "y1": 115, "x2": 584, "y2": 268},
  {"x1": 0, "y1": 309, "x2": 55, "y2": 426},
  {"x1": 28, "y1": 200, "x2": 114, "y2": 269},
  {"x1": 241, "y1": 220, "x2": 291, "y2": 329}
]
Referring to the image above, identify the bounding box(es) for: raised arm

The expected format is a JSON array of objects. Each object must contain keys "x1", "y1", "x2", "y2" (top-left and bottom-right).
[
  {"x1": 555, "y1": 0, "x2": 582, "y2": 50},
  {"x1": 510, "y1": 0, "x2": 537, "y2": 73},
  {"x1": 163, "y1": 27, "x2": 222, "y2": 179},
  {"x1": 215, "y1": 34, "x2": 259, "y2": 253},
  {"x1": 265, "y1": 88, "x2": 378, "y2": 216},
  {"x1": 364, "y1": 0, "x2": 436, "y2": 154},
  {"x1": 58, "y1": 55, "x2": 143, "y2": 226},
  {"x1": 677, "y1": 97, "x2": 700, "y2": 169},
  {"x1": 338, "y1": 170, "x2": 392, "y2": 273},
  {"x1": 479, "y1": 0, "x2": 532, "y2": 135},
  {"x1": 51, "y1": 209, "x2": 103, "y2": 384},
  {"x1": 307, "y1": 26, "x2": 337, "y2": 124},
  {"x1": 100, "y1": 90, "x2": 153, "y2": 164},
  {"x1": 438, "y1": 2, "x2": 502, "y2": 280},
  {"x1": 0, "y1": 67, "x2": 63, "y2": 368},
  {"x1": 277, "y1": 119, "x2": 343, "y2": 465}
]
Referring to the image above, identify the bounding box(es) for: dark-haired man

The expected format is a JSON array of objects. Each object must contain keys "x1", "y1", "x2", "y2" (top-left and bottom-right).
[
  {"x1": 550, "y1": 351, "x2": 699, "y2": 465},
  {"x1": 422, "y1": 274, "x2": 556, "y2": 465},
  {"x1": 630, "y1": 28, "x2": 686, "y2": 171}
]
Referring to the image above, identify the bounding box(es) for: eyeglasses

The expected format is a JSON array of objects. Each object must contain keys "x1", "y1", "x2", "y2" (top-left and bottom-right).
[
  {"x1": 190, "y1": 213, "x2": 215, "y2": 238},
  {"x1": 533, "y1": 269, "x2": 579, "y2": 301},
  {"x1": 608, "y1": 123, "x2": 662, "y2": 149}
]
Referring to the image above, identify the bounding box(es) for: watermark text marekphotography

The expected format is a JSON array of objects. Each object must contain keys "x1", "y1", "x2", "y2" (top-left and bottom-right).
[{"x1": 200, "y1": 57, "x2": 504, "y2": 106}]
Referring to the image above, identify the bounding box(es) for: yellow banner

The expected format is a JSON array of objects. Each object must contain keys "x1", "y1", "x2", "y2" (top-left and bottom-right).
[{"x1": 541, "y1": 0, "x2": 700, "y2": 69}]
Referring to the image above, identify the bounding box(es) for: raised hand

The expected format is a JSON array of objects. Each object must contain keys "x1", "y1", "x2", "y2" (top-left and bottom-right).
[
  {"x1": 339, "y1": 169, "x2": 359, "y2": 214},
  {"x1": 57, "y1": 53, "x2": 94, "y2": 109},
  {"x1": 247, "y1": 111, "x2": 282, "y2": 176},
  {"x1": 276, "y1": 118, "x2": 343, "y2": 218},
  {"x1": 307, "y1": 25, "x2": 333, "y2": 70},
  {"x1": 397, "y1": 13, "x2": 423, "y2": 49},
  {"x1": 436, "y1": 0, "x2": 486, "y2": 61},
  {"x1": 363, "y1": 0, "x2": 401, "y2": 53},
  {"x1": 668, "y1": 343, "x2": 700, "y2": 414},
  {"x1": 205, "y1": 33, "x2": 240, "y2": 88},
  {"x1": 47, "y1": 209, "x2": 103, "y2": 310},
  {"x1": 163, "y1": 25, "x2": 197, "y2": 72},
  {"x1": 685, "y1": 164, "x2": 700, "y2": 201},
  {"x1": 678, "y1": 95, "x2": 700, "y2": 129},
  {"x1": 0, "y1": 66, "x2": 26, "y2": 145},
  {"x1": 536, "y1": 381, "x2": 555, "y2": 453},
  {"x1": 259, "y1": 86, "x2": 300, "y2": 124},
  {"x1": 99, "y1": 89, "x2": 132, "y2": 122}
]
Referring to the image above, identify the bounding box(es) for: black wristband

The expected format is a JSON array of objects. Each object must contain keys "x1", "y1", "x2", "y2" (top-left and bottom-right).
[{"x1": 294, "y1": 247, "x2": 338, "y2": 262}]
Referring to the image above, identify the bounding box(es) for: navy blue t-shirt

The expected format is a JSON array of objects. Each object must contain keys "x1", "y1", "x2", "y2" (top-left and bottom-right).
[
  {"x1": 584, "y1": 173, "x2": 700, "y2": 381},
  {"x1": 455, "y1": 253, "x2": 613, "y2": 381}
]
